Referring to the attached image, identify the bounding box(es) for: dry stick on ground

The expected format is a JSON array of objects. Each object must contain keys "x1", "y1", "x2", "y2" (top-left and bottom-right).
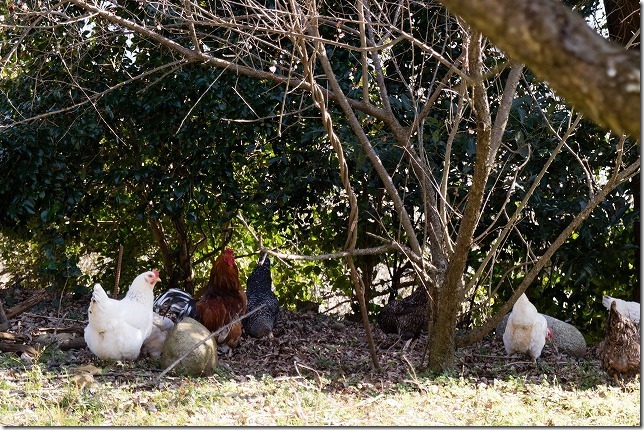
[
  {"x1": 0, "y1": 332, "x2": 29, "y2": 342},
  {"x1": 58, "y1": 337, "x2": 88, "y2": 351},
  {"x1": 22, "y1": 313, "x2": 85, "y2": 324},
  {"x1": 154, "y1": 303, "x2": 267, "y2": 385}
]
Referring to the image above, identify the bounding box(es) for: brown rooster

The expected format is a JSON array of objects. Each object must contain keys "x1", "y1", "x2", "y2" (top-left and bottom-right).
[
  {"x1": 196, "y1": 248, "x2": 247, "y2": 349},
  {"x1": 597, "y1": 300, "x2": 640, "y2": 382}
]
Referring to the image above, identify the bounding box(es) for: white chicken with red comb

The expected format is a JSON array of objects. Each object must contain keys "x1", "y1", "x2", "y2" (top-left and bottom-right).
[{"x1": 84, "y1": 269, "x2": 161, "y2": 360}]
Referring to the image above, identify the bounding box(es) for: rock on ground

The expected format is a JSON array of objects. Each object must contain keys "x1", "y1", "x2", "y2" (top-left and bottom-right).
[
  {"x1": 160, "y1": 317, "x2": 218, "y2": 376},
  {"x1": 495, "y1": 313, "x2": 587, "y2": 357}
]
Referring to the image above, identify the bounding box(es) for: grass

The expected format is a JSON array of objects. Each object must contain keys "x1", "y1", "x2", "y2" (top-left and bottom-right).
[{"x1": 0, "y1": 356, "x2": 639, "y2": 426}]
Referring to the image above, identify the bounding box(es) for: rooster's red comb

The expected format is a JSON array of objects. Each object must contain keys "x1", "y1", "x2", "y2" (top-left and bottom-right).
[{"x1": 152, "y1": 268, "x2": 160, "y2": 278}]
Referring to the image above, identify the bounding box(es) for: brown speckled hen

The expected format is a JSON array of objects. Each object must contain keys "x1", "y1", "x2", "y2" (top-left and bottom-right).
[
  {"x1": 377, "y1": 287, "x2": 429, "y2": 341},
  {"x1": 597, "y1": 301, "x2": 640, "y2": 382}
]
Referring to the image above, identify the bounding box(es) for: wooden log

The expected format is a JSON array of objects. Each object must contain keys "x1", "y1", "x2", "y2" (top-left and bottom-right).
[
  {"x1": 5, "y1": 290, "x2": 48, "y2": 320},
  {"x1": 0, "y1": 332, "x2": 29, "y2": 342},
  {"x1": 0, "y1": 341, "x2": 38, "y2": 356},
  {"x1": 58, "y1": 337, "x2": 87, "y2": 351},
  {"x1": 33, "y1": 326, "x2": 85, "y2": 335}
]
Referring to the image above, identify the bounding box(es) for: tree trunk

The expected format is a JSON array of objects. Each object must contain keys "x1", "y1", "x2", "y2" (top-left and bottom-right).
[
  {"x1": 437, "y1": 0, "x2": 640, "y2": 139},
  {"x1": 631, "y1": 173, "x2": 640, "y2": 303},
  {"x1": 174, "y1": 217, "x2": 195, "y2": 294},
  {"x1": 602, "y1": 0, "x2": 640, "y2": 303},
  {"x1": 428, "y1": 29, "x2": 493, "y2": 371},
  {"x1": 149, "y1": 217, "x2": 175, "y2": 287}
]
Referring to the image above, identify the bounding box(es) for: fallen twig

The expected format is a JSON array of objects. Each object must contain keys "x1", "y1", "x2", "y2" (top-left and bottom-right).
[
  {"x1": 58, "y1": 337, "x2": 87, "y2": 351},
  {"x1": 22, "y1": 312, "x2": 85, "y2": 324},
  {"x1": 32, "y1": 325, "x2": 85, "y2": 334},
  {"x1": 0, "y1": 332, "x2": 29, "y2": 342},
  {"x1": 470, "y1": 353, "x2": 512, "y2": 359}
]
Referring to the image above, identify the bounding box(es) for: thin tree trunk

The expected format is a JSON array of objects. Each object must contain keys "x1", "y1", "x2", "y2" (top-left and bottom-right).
[
  {"x1": 149, "y1": 217, "x2": 174, "y2": 287},
  {"x1": 428, "y1": 29, "x2": 493, "y2": 371},
  {"x1": 174, "y1": 216, "x2": 195, "y2": 294},
  {"x1": 112, "y1": 245, "x2": 123, "y2": 299}
]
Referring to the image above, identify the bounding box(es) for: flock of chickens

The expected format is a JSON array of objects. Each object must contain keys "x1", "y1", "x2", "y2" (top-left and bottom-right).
[
  {"x1": 377, "y1": 290, "x2": 555, "y2": 361},
  {"x1": 83, "y1": 249, "x2": 640, "y2": 381},
  {"x1": 377, "y1": 288, "x2": 640, "y2": 379},
  {"x1": 84, "y1": 248, "x2": 279, "y2": 362}
]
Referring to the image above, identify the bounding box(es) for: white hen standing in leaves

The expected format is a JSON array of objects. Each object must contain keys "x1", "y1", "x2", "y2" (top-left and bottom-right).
[
  {"x1": 503, "y1": 293, "x2": 553, "y2": 362},
  {"x1": 84, "y1": 269, "x2": 161, "y2": 360}
]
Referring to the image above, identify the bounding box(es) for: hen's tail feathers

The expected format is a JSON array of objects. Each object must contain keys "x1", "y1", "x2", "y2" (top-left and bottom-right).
[
  {"x1": 89, "y1": 284, "x2": 109, "y2": 312},
  {"x1": 153, "y1": 288, "x2": 198, "y2": 322},
  {"x1": 87, "y1": 284, "x2": 114, "y2": 332}
]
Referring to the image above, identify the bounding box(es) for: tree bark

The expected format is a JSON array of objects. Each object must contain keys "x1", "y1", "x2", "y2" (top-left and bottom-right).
[
  {"x1": 174, "y1": 216, "x2": 195, "y2": 294},
  {"x1": 602, "y1": 0, "x2": 640, "y2": 302},
  {"x1": 428, "y1": 29, "x2": 493, "y2": 371},
  {"x1": 149, "y1": 217, "x2": 174, "y2": 286},
  {"x1": 437, "y1": 0, "x2": 640, "y2": 139}
]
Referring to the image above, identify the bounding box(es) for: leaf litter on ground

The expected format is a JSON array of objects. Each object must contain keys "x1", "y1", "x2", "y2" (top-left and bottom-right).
[{"x1": 0, "y1": 288, "x2": 640, "y2": 425}]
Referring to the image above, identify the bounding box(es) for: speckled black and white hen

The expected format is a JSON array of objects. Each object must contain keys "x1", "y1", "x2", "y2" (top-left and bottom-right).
[
  {"x1": 377, "y1": 287, "x2": 429, "y2": 341},
  {"x1": 140, "y1": 287, "x2": 199, "y2": 358},
  {"x1": 153, "y1": 288, "x2": 197, "y2": 323},
  {"x1": 243, "y1": 253, "x2": 279, "y2": 339}
]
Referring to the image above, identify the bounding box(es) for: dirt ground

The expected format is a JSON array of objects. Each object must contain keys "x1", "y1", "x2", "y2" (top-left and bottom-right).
[{"x1": 0, "y1": 286, "x2": 627, "y2": 391}]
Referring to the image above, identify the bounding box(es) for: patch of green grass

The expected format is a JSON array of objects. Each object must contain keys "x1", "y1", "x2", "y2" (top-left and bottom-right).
[{"x1": 0, "y1": 360, "x2": 639, "y2": 426}]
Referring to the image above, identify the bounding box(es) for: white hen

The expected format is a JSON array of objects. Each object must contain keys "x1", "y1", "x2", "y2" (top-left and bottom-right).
[
  {"x1": 602, "y1": 295, "x2": 640, "y2": 325},
  {"x1": 84, "y1": 269, "x2": 161, "y2": 360},
  {"x1": 503, "y1": 293, "x2": 553, "y2": 361}
]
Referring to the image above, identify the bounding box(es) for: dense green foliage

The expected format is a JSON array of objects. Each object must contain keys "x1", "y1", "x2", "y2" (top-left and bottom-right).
[{"x1": 0, "y1": 0, "x2": 638, "y2": 345}]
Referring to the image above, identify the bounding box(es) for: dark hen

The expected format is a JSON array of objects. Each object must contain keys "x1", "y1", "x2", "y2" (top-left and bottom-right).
[
  {"x1": 597, "y1": 301, "x2": 640, "y2": 382},
  {"x1": 243, "y1": 253, "x2": 279, "y2": 338},
  {"x1": 153, "y1": 288, "x2": 197, "y2": 323},
  {"x1": 377, "y1": 287, "x2": 429, "y2": 340}
]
